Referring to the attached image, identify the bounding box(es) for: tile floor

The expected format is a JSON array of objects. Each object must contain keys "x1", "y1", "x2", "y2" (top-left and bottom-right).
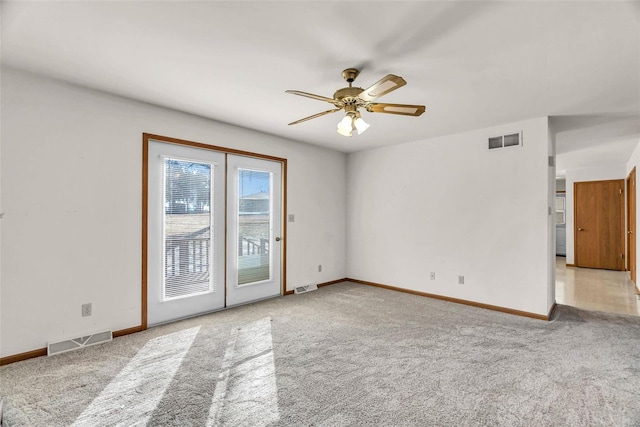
[{"x1": 555, "y1": 257, "x2": 640, "y2": 316}]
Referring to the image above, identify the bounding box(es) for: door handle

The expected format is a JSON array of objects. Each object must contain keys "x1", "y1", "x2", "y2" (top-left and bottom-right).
[
  {"x1": 628, "y1": 231, "x2": 633, "y2": 234},
  {"x1": 577, "y1": 228, "x2": 584, "y2": 231},
  {"x1": 275, "y1": 237, "x2": 281, "y2": 242}
]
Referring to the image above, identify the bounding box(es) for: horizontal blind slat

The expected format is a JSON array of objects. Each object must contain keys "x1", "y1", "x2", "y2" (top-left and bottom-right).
[{"x1": 163, "y1": 158, "x2": 215, "y2": 300}]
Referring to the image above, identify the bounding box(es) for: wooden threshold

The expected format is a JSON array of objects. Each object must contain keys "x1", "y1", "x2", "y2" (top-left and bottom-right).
[
  {"x1": 347, "y1": 278, "x2": 552, "y2": 321},
  {"x1": 566, "y1": 263, "x2": 577, "y2": 267}
]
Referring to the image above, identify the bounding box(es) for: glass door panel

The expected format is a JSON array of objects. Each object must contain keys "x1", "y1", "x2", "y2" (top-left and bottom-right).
[
  {"x1": 237, "y1": 169, "x2": 272, "y2": 285},
  {"x1": 164, "y1": 158, "x2": 213, "y2": 299},
  {"x1": 227, "y1": 155, "x2": 282, "y2": 306}
]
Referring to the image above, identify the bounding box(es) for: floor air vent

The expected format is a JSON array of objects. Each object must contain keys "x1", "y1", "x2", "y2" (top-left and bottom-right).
[
  {"x1": 294, "y1": 284, "x2": 318, "y2": 294},
  {"x1": 48, "y1": 331, "x2": 113, "y2": 356}
]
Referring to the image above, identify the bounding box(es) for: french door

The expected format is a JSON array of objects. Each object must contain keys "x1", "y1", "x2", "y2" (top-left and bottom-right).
[
  {"x1": 146, "y1": 139, "x2": 283, "y2": 326},
  {"x1": 226, "y1": 155, "x2": 282, "y2": 306}
]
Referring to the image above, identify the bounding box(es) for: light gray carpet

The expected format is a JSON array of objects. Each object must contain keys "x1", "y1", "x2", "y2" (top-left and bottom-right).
[{"x1": 1, "y1": 282, "x2": 640, "y2": 426}]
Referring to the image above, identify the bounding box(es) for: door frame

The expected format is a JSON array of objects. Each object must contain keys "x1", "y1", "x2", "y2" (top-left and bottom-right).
[
  {"x1": 573, "y1": 179, "x2": 625, "y2": 270},
  {"x1": 142, "y1": 133, "x2": 287, "y2": 329},
  {"x1": 627, "y1": 168, "x2": 636, "y2": 286}
]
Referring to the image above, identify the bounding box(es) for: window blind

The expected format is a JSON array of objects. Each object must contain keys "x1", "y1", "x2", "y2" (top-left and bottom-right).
[{"x1": 163, "y1": 158, "x2": 214, "y2": 299}]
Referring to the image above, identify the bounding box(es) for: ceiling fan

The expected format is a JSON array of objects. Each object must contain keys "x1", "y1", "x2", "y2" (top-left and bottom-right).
[{"x1": 286, "y1": 68, "x2": 426, "y2": 137}]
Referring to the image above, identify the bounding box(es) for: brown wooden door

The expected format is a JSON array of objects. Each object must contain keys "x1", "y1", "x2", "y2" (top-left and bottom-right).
[
  {"x1": 574, "y1": 180, "x2": 625, "y2": 270},
  {"x1": 627, "y1": 169, "x2": 636, "y2": 283}
]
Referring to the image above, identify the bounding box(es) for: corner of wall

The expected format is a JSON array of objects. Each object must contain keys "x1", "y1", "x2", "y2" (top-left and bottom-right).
[
  {"x1": 547, "y1": 117, "x2": 557, "y2": 311},
  {"x1": 346, "y1": 116, "x2": 553, "y2": 316}
]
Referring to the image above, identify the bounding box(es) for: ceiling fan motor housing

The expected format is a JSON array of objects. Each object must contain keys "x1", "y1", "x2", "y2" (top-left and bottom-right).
[
  {"x1": 337, "y1": 68, "x2": 367, "y2": 109},
  {"x1": 333, "y1": 87, "x2": 366, "y2": 110}
]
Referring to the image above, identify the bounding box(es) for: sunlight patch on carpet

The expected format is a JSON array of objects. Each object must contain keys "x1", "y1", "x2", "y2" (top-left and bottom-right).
[
  {"x1": 72, "y1": 326, "x2": 200, "y2": 427},
  {"x1": 207, "y1": 317, "x2": 279, "y2": 426}
]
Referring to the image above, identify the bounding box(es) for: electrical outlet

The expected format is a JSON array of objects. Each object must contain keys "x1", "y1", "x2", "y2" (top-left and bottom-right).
[
  {"x1": 458, "y1": 275, "x2": 465, "y2": 285},
  {"x1": 288, "y1": 214, "x2": 295, "y2": 222},
  {"x1": 82, "y1": 303, "x2": 92, "y2": 317},
  {"x1": 430, "y1": 272, "x2": 436, "y2": 280},
  {"x1": 318, "y1": 264, "x2": 322, "y2": 272}
]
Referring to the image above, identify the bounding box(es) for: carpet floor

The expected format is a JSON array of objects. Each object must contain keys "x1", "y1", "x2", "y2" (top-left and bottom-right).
[{"x1": 1, "y1": 282, "x2": 639, "y2": 426}]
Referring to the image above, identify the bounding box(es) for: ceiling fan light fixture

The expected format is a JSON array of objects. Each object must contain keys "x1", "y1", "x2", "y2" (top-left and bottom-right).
[
  {"x1": 337, "y1": 115, "x2": 354, "y2": 137},
  {"x1": 337, "y1": 111, "x2": 370, "y2": 137},
  {"x1": 354, "y1": 116, "x2": 369, "y2": 135}
]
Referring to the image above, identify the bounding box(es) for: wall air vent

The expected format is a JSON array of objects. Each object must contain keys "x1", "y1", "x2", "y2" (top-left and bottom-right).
[
  {"x1": 488, "y1": 131, "x2": 523, "y2": 150},
  {"x1": 294, "y1": 284, "x2": 318, "y2": 294},
  {"x1": 48, "y1": 330, "x2": 113, "y2": 356}
]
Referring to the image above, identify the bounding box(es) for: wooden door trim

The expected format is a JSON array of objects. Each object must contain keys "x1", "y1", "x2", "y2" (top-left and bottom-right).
[
  {"x1": 141, "y1": 133, "x2": 288, "y2": 331},
  {"x1": 573, "y1": 182, "x2": 578, "y2": 266},
  {"x1": 618, "y1": 180, "x2": 626, "y2": 271},
  {"x1": 627, "y1": 168, "x2": 636, "y2": 283}
]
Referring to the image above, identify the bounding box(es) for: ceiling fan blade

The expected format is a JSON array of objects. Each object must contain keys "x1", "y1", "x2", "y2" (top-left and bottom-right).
[
  {"x1": 288, "y1": 108, "x2": 342, "y2": 125},
  {"x1": 358, "y1": 74, "x2": 407, "y2": 101},
  {"x1": 286, "y1": 90, "x2": 340, "y2": 105},
  {"x1": 367, "y1": 103, "x2": 426, "y2": 116}
]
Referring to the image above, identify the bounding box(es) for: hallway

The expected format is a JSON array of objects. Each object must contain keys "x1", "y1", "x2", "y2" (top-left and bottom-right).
[{"x1": 556, "y1": 257, "x2": 640, "y2": 316}]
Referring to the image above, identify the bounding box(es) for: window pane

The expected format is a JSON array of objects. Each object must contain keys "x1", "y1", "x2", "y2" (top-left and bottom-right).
[
  {"x1": 237, "y1": 169, "x2": 271, "y2": 285},
  {"x1": 164, "y1": 159, "x2": 213, "y2": 299}
]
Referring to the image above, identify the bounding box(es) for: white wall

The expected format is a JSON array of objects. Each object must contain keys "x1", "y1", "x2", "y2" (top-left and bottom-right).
[
  {"x1": 564, "y1": 164, "x2": 626, "y2": 265},
  {"x1": 347, "y1": 117, "x2": 553, "y2": 316},
  {"x1": 0, "y1": 67, "x2": 347, "y2": 358},
  {"x1": 626, "y1": 141, "x2": 640, "y2": 176}
]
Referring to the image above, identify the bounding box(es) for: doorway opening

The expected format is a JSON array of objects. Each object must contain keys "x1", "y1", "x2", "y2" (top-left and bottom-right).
[
  {"x1": 555, "y1": 177, "x2": 639, "y2": 316},
  {"x1": 143, "y1": 134, "x2": 287, "y2": 327}
]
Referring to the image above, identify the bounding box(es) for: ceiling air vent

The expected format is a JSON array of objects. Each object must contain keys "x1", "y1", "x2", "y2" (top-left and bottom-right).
[{"x1": 488, "y1": 131, "x2": 522, "y2": 150}]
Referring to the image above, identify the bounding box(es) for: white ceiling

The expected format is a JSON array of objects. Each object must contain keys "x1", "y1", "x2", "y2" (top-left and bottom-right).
[{"x1": 2, "y1": 1, "x2": 639, "y2": 167}]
